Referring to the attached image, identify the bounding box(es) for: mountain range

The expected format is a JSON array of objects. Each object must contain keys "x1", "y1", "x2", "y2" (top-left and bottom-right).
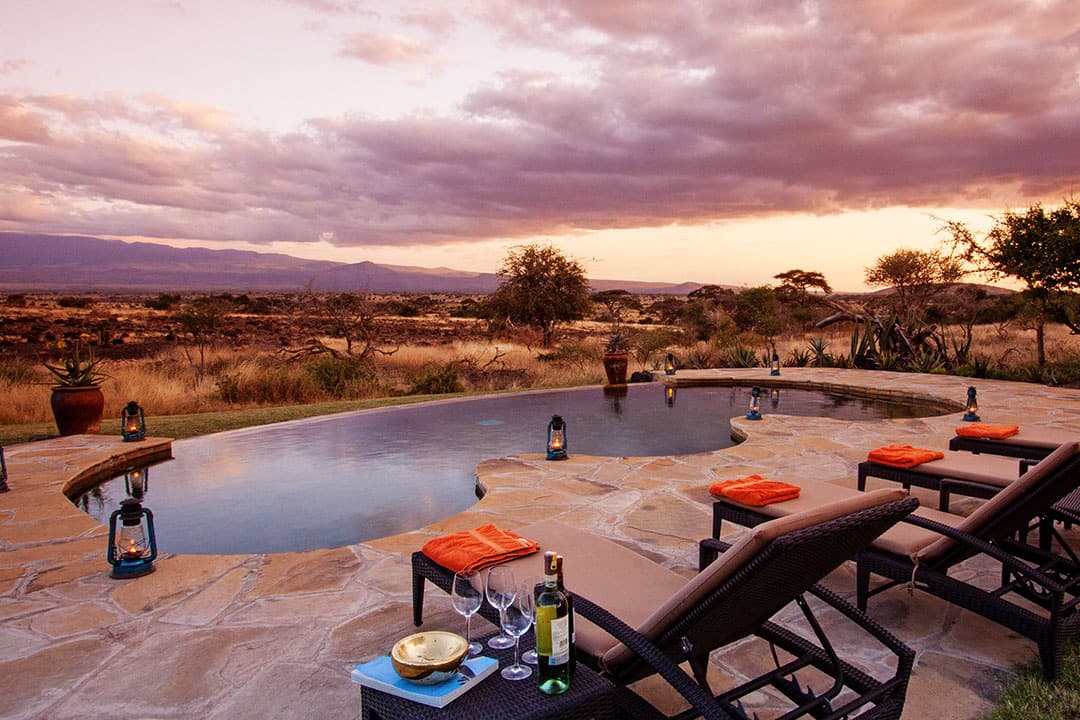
[{"x1": 0, "y1": 233, "x2": 703, "y2": 295}]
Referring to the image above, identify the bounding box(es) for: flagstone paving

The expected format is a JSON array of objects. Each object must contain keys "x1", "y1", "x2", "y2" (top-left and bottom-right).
[{"x1": 2, "y1": 368, "x2": 1079, "y2": 719}]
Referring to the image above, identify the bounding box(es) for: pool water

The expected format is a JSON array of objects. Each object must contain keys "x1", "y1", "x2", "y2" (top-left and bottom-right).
[{"x1": 74, "y1": 383, "x2": 942, "y2": 554}]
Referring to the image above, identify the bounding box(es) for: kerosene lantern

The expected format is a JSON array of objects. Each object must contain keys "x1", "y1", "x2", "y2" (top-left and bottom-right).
[
  {"x1": 107, "y1": 498, "x2": 157, "y2": 579},
  {"x1": 962, "y1": 386, "x2": 980, "y2": 422},
  {"x1": 770, "y1": 349, "x2": 781, "y2": 376},
  {"x1": 124, "y1": 466, "x2": 149, "y2": 499},
  {"x1": 546, "y1": 415, "x2": 568, "y2": 461},
  {"x1": 120, "y1": 400, "x2": 146, "y2": 441},
  {"x1": 746, "y1": 386, "x2": 762, "y2": 420},
  {"x1": 665, "y1": 385, "x2": 676, "y2": 407},
  {"x1": 663, "y1": 353, "x2": 677, "y2": 375},
  {"x1": 0, "y1": 445, "x2": 8, "y2": 493},
  {"x1": 770, "y1": 388, "x2": 781, "y2": 409}
]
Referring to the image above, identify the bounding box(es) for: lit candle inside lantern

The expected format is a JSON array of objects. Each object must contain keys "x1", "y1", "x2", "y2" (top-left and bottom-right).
[{"x1": 546, "y1": 415, "x2": 568, "y2": 461}]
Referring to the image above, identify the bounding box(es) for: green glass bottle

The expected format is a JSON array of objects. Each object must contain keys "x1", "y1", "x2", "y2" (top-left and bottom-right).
[{"x1": 535, "y1": 551, "x2": 571, "y2": 694}]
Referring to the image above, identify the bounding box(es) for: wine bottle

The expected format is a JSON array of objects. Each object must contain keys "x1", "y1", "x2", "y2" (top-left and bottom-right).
[
  {"x1": 555, "y1": 554, "x2": 576, "y2": 677},
  {"x1": 535, "y1": 551, "x2": 571, "y2": 694}
]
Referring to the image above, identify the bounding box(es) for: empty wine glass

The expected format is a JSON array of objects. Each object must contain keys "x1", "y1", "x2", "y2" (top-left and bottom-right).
[
  {"x1": 485, "y1": 565, "x2": 516, "y2": 650},
  {"x1": 500, "y1": 583, "x2": 534, "y2": 680},
  {"x1": 451, "y1": 571, "x2": 483, "y2": 656},
  {"x1": 520, "y1": 575, "x2": 541, "y2": 664}
]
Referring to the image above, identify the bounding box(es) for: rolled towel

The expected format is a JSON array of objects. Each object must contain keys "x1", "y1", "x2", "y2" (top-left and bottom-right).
[
  {"x1": 421, "y1": 524, "x2": 540, "y2": 574},
  {"x1": 954, "y1": 423, "x2": 1021, "y2": 439},
  {"x1": 867, "y1": 444, "x2": 945, "y2": 468},
  {"x1": 709, "y1": 474, "x2": 801, "y2": 506}
]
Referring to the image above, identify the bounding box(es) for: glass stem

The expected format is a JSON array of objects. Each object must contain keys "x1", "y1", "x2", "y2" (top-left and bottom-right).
[
  {"x1": 513, "y1": 637, "x2": 520, "y2": 667},
  {"x1": 466, "y1": 613, "x2": 472, "y2": 643}
]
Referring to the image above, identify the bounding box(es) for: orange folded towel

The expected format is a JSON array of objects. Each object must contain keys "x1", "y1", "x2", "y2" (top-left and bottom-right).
[
  {"x1": 421, "y1": 524, "x2": 540, "y2": 574},
  {"x1": 867, "y1": 445, "x2": 945, "y2": 468},
  {"x1": 954, "y1": 423, "x2": 1021, "y2": 439},
  {"x1": 709, "y1": 475, "x2": 801, "y2": 506}
]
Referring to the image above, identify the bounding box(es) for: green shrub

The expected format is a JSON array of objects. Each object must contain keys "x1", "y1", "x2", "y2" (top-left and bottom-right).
[
  {"x1": 725, "y1": 343, "x2": 760, "y2": 368},
  {"x1": 306, "y1": 355, "x2": 373, "y2": 396},
  {"x1": 409, "y1": 363, "x2": 464, "y2": 395}
]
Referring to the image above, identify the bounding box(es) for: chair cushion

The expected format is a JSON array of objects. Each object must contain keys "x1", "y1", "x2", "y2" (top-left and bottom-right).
[
  {"x1": 980, "y1": 427, "x2": 1078, "y2": 450},
  {"x1": 870, "y1": 506, "x2": 964, "y2": 557},
  {"x1": 891, "y1": 452, "x2": 1022, "y2": 485},
  {"x1": 505, "y1": 522, "x2": 687, "y2": 666},
  {"x1": 719, "y1": 479, "x2": 902, "y2": 520}
]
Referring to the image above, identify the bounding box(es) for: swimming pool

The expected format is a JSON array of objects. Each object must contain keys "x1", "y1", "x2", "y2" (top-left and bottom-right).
[{"x1": 73, "y1": 383, "x2": 944, "y2": 554}]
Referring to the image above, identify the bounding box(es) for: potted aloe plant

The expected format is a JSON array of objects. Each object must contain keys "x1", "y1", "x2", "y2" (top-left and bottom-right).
[
  {"x1": 43, "y1": 335, "x2": 107, "y2": 435},
  {"x1": 592, "y1": 290, "x2": 640, "y2": 388}
]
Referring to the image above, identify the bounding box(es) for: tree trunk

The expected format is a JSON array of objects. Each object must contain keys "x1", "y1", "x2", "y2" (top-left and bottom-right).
[{"x1": 1037, "y1": 319, "x2": 1047, "y2": 368}]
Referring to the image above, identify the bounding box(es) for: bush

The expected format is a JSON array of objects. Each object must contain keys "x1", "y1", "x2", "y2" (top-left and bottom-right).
[
  {"x1": 409, "y1": 363, "x2": 464, "y2": 395},
  {"x1": 306, "y1": 355, "x2": 374, "y2": 396},
  {"x1": 57, "y1": 296, "x2": 93, "y2": 309},
  {"x1": 145, "y1": 293, "x2": 182, "y2": 311}
]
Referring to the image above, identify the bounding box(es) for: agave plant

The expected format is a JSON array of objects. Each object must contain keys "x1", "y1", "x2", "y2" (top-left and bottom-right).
[{"x1": 43, "y1": 336, "x2": 107, "y2": 387}]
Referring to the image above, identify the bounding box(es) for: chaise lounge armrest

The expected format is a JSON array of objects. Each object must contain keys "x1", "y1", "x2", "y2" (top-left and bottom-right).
[{"x1": 889, "y1": 513, "x2": 1074, "y2": 597}]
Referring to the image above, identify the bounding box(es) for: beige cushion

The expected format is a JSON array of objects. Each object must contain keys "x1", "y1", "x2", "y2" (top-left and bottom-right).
[
  {"x1": 890, "y1": 451, "x2": 1023, "y2": 486},
  {"x1": 916, "y1": 441, "x2": 1080, "y2": 561},
  {"x1": 506, "y1": 522, "x2": 686, "y2": 666},
  {"x1": 870, "y1": 506, "x2": 964, "y2": 557},
  {"x1": 964, "y1": 427, "x2": 1078, "y2": 450},
  {"x1": 719, "y1": 479, "x2": 871, "y2": 519}
]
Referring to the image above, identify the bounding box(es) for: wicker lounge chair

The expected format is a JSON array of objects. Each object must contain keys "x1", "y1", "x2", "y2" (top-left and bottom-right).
[
  {"x1": 705, "y1": 441, "x2": 1080, "y2": 681},
  {"x1": 857, "y1": 448, "x2": 1031, "y2": 511},
  {"x1": 413, "y1": 489, "x2": 918, "y2": 720},
  {"x1": 948, "y1": 426, "x2": 1077, "y2": 460}
]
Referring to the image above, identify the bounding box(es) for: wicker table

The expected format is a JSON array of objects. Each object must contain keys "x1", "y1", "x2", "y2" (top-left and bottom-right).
[{"x1": 359, "y1": 630, "x2": 617, "y2": 720}]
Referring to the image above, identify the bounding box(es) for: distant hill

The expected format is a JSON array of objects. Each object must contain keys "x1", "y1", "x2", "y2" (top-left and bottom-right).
[{"x1": 0, "y1": 233, "x2": 703, "y2": 295}]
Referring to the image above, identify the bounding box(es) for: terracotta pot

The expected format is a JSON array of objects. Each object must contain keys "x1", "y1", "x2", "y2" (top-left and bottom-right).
[
  {"x1": 50, "y1": 385, "x2": 105, "y2": 435},
  {"x1": 602, "y1": 351, "x2": 629, "y2": 386}
]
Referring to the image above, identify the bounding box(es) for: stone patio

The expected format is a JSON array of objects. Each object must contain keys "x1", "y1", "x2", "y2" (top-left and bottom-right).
[{"x1": 2, "y1": 368, "x2": 1079, "y2": 719}]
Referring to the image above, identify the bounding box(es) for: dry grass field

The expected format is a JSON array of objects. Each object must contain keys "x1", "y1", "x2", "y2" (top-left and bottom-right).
[{"x1": 2, "y1": 292, "x2": 1079, "y2": 427}]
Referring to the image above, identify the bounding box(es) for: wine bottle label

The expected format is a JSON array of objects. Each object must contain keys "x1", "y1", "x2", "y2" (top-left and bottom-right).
[{"x1": 549, "y1": 615, "x2": 570, "y2": 664}]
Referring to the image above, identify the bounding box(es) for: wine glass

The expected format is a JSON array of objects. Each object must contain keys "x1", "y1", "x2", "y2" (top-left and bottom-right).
[
  {"x1": 520, "y1": 575, "x2": 541, "y2": 664},
  {"x1": 500, "y1": 583, "x2": 534, "y2": 680},
  {"x1": 451, "y1": 571, "x2": 483, "y2": 656},
  {"x1": 485, "y1": 565, "x2": 516, "y2": 649}
]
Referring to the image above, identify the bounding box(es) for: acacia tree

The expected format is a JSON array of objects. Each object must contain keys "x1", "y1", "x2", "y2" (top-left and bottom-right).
[
  {"x1": 590, "y1": 289, "x2": 642, "y2": 351},
  {"x1": 945, "y1": 200, "x2": 1080, "y2": 368},
  {"x1": 173, "y1": 297, "x2": 229, "y2": 381},
  {"x1": 487, "y1": 244, "x2": 591, "y2": 347},
  {"x1": 773, "y1": 269, "x2": 832, "y2": 302},
  {"x1": 864, "y1": 248, "x2": 963, "y2": 328}
]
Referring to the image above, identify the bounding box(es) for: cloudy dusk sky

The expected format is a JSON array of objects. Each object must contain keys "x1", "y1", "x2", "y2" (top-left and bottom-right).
[{"x1": 1, "y1": 0, "x2": 1078, "y2": 290}]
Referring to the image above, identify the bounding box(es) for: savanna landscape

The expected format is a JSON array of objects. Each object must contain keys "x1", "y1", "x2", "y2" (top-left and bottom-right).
[{"x1": 3, "y1": 259, "x2": 1078, "y2": 446}]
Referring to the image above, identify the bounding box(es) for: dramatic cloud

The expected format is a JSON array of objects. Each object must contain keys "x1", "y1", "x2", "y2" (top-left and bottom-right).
[{"x1": 1, "y1": 0, "x2": 1078, "y2": 250}]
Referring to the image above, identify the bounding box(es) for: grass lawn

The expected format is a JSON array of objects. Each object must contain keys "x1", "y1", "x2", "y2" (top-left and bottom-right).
[
  {"x1": 0, "y1": 393, "x2": 466, "y2": 446},
  {"x1": 984, "y1": 642, "x2": 1080, "y2": 719}
]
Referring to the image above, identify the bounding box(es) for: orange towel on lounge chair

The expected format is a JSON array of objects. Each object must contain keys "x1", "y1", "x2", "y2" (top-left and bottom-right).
[
  {"x1": 421, "y1": 524, "x2": 540, "y2": 574},
  {"x1": 867, "y1": 445, "x2": 945, "y2": 468},
  {"x1": 709, "y1": 475, "x2": 801, "y2": 506},
  {"x1": 954, "y1": 423, "x2": 1021, "y2": 439}
]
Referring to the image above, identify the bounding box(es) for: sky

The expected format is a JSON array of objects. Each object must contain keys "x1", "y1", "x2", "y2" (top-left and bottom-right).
[{"x1": 1, "y1": 0, "x2": 1078, "y2": 291}]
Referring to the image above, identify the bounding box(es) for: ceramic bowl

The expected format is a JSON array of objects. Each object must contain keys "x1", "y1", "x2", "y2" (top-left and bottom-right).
[{"x1": 390, "y1": 631, "x2": 468, "y2": 685}]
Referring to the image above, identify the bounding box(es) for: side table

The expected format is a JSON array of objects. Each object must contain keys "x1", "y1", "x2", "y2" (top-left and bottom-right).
[{"x1": 359, "y1": 630, "x2": 617, "y2": 720}]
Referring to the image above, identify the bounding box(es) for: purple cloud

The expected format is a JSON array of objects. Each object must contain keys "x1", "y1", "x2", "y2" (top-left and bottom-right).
[{"x1": 1, "y1": 0, "x2": 1078, "y2": 249}]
